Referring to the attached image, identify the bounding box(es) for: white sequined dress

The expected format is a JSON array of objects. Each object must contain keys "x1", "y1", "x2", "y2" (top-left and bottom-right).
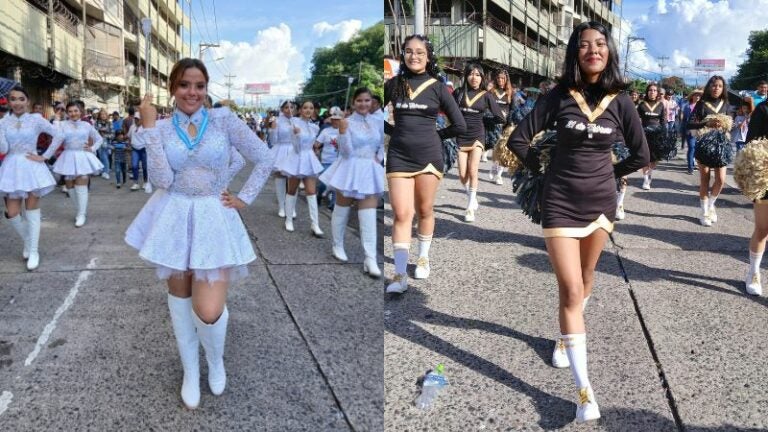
[
  {"x1": 319, "y1": 112, "x2": 385, "y2": 199},
  {"x1": 124, "y1": 107, "x2": 274, "y2": 282},
  {"x1": 44, "y1": 120, "x2": 104, "y2": 178},
  {"x1": 268, "y1": 114, "x2": 296, "y2": 172},
  {"x1": 273, "y1": 117, "x2": 323, "y2": 177},
  {"x1": 0, "y1": 113, "x2": 62, "y2": 198}
]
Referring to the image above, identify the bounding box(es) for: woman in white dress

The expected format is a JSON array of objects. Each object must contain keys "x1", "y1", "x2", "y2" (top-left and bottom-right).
[
  {"x1": 0, "y1": 86, "x2": 62, "y2": 270},
  {"x1": 273, "y1": 100, "x2": 325, "y2": 236},
  {"x1": 42, "y1": 101, "x2": 104, "y2": 227},
  {"x1": 125, "y1": 58, "x2": 273, "y2": 409},
  {"x1": 268, "y1": 101, "x2": 295, "y2": 217},
  {"x1": 319, "y1": 88, "x2": 384, "y2": 277}
]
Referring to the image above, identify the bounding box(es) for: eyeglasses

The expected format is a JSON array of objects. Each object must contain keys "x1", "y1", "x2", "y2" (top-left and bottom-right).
[{"x1": 405, "y1": 50, "x2": 428, "y2": 58}]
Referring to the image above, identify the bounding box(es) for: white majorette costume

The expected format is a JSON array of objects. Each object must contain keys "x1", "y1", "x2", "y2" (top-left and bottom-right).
[
  {"x1": 319, "y1": 111, "x2": 385, "y2": 276},
  {"x1": 0, "y1": 112, "x2": 63, "y2": 270},
  {"x1": 125, "y1": 106, "x2": 273, "y2": 282},
  {"x1": 42, "y1": 119, "x2": 104, "y2": 227},
  {"x1": 273, "y1": 116, "x2": 324, "y2": 234},
  {"x1": 269, "y1": 113, "x2": 295, "y2": 217}
]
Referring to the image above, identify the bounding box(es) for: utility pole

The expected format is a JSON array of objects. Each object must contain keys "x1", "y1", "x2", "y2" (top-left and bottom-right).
[
  {"x1": 224, "y1": 74, "x2": 236, "y2": 100},
  {"x1": 80, "y1": 0, "x2": 86, "y2": 97},
  {"x1": 199, "y1": 43, "x2": 220, "y2": 60},
  {"x1": 414, "y1": 0, "x2": 425, "y2": 35},
  {"x1": 658, "y1": 55, "x2": 669, "y2": 81},
  {"x1": 623, "y1": 36, "x2": 644, "y2": 79},
  {"x1": 188, "y1": 0, "x2": 192, "y2": 57}
]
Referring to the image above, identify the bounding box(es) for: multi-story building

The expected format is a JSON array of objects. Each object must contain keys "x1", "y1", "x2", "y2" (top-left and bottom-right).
[
  {"x1": 0, "y1": 0, "x2": 189, "y2": 114},
  {"x1": 384, "y1": 0, "x2": 621, "y2": 85}
]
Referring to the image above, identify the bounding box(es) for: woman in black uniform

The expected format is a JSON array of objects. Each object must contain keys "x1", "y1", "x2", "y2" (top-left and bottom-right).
[
  {"x1": 742, "y1": 100, "x2": 768, "y2": 295},
  {"x1": 638, "y1": 83, "x2": 667, "y2": 190},
  {"x1": 454, "y1": 63, "x2": 504, "y2": 222},
  {"x1": 687, "y1": 75, "x2": 730, "y2": 226},
  {"x1": 507, "y1": 22, "x2": 648, "y2": 423},
  {"x1": 384, "y1": 35, "x2": 466, "y2": 294},
  {"x1": 487, "y1": 69, "x2": 513, "y2": 184}
]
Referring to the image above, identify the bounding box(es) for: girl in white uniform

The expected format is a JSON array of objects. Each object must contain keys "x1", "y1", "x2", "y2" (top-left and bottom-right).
[
  {"x1": 125, "y1": 58, "x2": 273, "y2": 409},
  {"x1": 43, "y1": 101, "x2": 104, "y2": 227},
  {"x1": 273, "y1": 100, "x2": 325, "y2": 236},
  {"x1": 320, "y1": 88, "x2": 385, "y2": 277},
  {"x1": 0, "y1": 86, "x2": 63, "y2": 270},
  {"x1": 268, "y1": 101, "x2": 295, "y2": 217}
]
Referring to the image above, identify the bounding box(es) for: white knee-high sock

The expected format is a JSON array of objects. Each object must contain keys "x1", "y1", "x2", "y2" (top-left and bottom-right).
[
  {"x1": 709, "y1": 195, "x2": 718, "y2": 210},
  {"x1": 750, "y1": 249, "x2": 764, "y2": 274},
  {"x1": 616, "y1": 190, "x2": 626, "y2": 206},
  {"x1": 564, "y1": 333, "x2": 591, "y2": 390},
  {"x1": 700, "y1": 198, "x2": 709, "y2": 212},
  {"x1": 393, "y1": 243, "x2": 409, "y2": 274},
  {"x1": 582, "y1": 296, "x2": 590, "y2": 312},
  {"x1": 417, "y1": 233, "x2": 432, "y2": 259},
  {"x1": 468, "y1": 188, "x2": 477, "y2": 209}
]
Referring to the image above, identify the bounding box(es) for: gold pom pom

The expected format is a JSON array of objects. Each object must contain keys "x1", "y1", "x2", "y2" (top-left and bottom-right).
[
  {"x1": 492, "y1": 124, "x2": 522, "y2": 171},
  {"x1": 734, "y1": 138, "x2": 768, "y2": 201}
]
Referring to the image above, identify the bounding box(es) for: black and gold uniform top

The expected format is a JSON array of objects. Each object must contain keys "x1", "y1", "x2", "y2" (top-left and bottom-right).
[
  {"x1": 454, "y1": 88, "x2": 504, "y2": 147},
  {"x1": 687, "y1": 97, "x2": 729, "y2": 130},
  {"x1": 507, "y1": 84, "x2": 649, "y2": 229},
  {"x1": 491, "y1": 89, "x2": 512, "y2": 121},
  {"x1": 384, "y1": 73, "x2": 466, "y2": 173},
  {"x1": 747, "y1": 100, "x2": 768, "y2": 142},
  {"x1": 637, "y1": 99, "x2": 666, "y2": 127}
]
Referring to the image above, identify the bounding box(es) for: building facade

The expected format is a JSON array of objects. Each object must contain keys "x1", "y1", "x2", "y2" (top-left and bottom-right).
[
  {"x1": 384, "y1": 0, "x2": 621, "y2": 85},
  {"x1": 0, "y1": 0, "x2": 189, "y2": 114}
]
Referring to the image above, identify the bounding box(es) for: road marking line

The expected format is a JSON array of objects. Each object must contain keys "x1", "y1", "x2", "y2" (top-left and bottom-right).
[
  {"x1": 0, "y1": 391, "x2": 12, "y2": 416},
  {"x1": 24, "y1": 258, "x2": 98, "y2": 367}
]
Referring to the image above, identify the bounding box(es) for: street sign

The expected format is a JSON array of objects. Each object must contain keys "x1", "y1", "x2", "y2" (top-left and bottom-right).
[
  {"x1": 694, "y1": 59, "x2": 725, "y2": 72},
  {"x1": 244, "y1": 83, "x2": 271, "y2": 94}
]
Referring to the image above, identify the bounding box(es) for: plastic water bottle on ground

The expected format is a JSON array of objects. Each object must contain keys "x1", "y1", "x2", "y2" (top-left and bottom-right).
[{"x1": 415, "y1": 363, "x2": 448, "y2": 410}]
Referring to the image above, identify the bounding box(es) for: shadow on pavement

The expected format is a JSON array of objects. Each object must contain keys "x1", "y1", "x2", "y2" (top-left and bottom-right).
[{"x1": 600, "y1": 407, "x2": 767, "y2": 432}]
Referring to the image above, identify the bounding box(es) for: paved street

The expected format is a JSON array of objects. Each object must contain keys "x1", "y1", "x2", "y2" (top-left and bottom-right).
[
  {"x1": 0, "y1": 171, "x2": 382, "y2": 431},
  {"x1": 384, "y1": 154, "x2": 768, "y2": 431}
]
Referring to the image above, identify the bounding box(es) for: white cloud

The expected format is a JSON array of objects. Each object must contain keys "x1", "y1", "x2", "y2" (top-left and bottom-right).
[
  {"x1": 621, "y1": 0, "x2": 768, "y2": 87},
  {"x1": 312, "y1": 19, "x2": 362, "y2": 43},
  {"x1": 205, "y1": 23, "x2": 305, "y2": 106}
]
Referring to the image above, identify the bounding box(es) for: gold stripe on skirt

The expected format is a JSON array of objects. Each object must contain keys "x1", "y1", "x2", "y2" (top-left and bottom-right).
[
  {"x1": 542, "y1": 214, "x2": 614, "y2": 238},
  {"x1": 387, "y1": 163, "x2": 443, "y2": 179}
]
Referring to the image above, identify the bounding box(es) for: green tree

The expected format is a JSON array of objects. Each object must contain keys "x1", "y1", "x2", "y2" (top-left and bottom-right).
[
  {"x1": 731, "y1": 30, "x2": 768, "y2": 90},
  {"x1": 660, "y1": 76, "x2": 686, "y2": 94},
  {"x1": 300, "y1": 22, "x2": 384, "y2": 109}
]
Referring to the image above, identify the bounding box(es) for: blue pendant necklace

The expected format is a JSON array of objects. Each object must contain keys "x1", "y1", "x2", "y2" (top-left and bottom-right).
[{"x1": 173, "y1": 108, "x2": 209, "y2": 151}]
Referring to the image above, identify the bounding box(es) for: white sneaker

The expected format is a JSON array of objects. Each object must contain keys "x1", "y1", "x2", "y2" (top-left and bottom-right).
[
  {"x1": 386, "y1": 273, "x2": 408, "y2": 293},
  {"x1": 699, "y1": 209, "x2": 712, "y2": 227},
  {"x1": 575, "y1": 387, "x2": 601, "y2": 423},
  {"x1": 130, "y1": 183, "x2": 140, "y2": 191},
  {"x1": 414, "y1": 257, "x2": 430, "y2": 279},
  {"x1": 641, "y1": 177, "x2": 651, "y2": 190},
  {"x1": 494, "y1": 172, "x2": 504, "y2": 185},
  {"x1": 708, "y1": 207, "x2": 717, "y2": 223},
  {"x1": 464, "y1": 208, "x2": 475, "y2": 223},
  {"x1": 487, "y1": 168, "x2": 496, "y2": 181},
  {"x1": 551, "y1": 338, "x2": 570, "y2": 368},
  {"x1": 144, "y1": 183, "x2": 153, "y2": 194},
  {"x1": 61, "y1": 185, "x2": 68, "y2": 193},
  {"x1": 746, "y1": 270, "x2": 763, "y2": 296},
  {"x1": 101, "y1": 172, "x2": 110, "y2": 180},
  {"x1": 615, "y1": 205, "x2": 625, "y2": 220}
]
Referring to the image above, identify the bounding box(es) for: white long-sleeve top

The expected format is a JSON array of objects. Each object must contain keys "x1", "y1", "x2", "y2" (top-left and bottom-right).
[
  {"x1": 0, "y1": 113, "x2": 62, "y2": 155},
  {"x1": 137, "y1": 106, "x2": 274, "y2": 205},
  {"x1": 291, "y1": 117, "x2": 320, "y2": 154},
  {"x1": 268, "y1": 114, "x2": 295, "y2": 147},
  {"x1": 42, "y1": 120, "x2": 103, "y2": 159},
  {"x1": 338, "y1": 111, "x2": 384, "y2": 161}
]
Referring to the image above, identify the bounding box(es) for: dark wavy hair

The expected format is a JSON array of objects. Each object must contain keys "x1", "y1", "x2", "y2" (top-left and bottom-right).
[
  {"x1": 457, "y1": 63, "x2": 486, "y2": 103},
  {"x1": 702, "y1": 75, "x2": 728, "y2": 103},
  {"x1": 8, "y1": 85, "x2": 29, "y2": 100},
  {"x1": 391, "y1": 34, "x2": 441, "y2": 102},
  {"x1": 561, "y1": 21, "x2": 626, "y2": 93},
  {"x1": 644, "y1": 83, "x2": 659, "y2": 102}
]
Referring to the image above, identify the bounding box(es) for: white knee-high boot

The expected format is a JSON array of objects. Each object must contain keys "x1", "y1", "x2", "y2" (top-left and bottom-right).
[
  {"x1": 275, "y1": 177, "x2": 287, "y2": 217},
  {"x1": 331, "y1": 205, "x2": 350, "y2": 261},
  {"x1": 167, "y1": 294, "x2": 200, "y2": 409},
  {"x1": 6, "y1": 213, "x2": 29, "y2": 259},
  {"x1": 25, "y1": 209, "x2": 41, "y2": 271},
  {"x1": 194, "y1": 306, "x2": 228, "y2": 396},
  {"x1": 74, "y1": 185, "x2": 88, "y2": 227},
  {"x1": 284, "y1": 194, "x2": 297, "y2": 232},
  {"x1": 358, "y1": 208, "x2": 381, "y2": 277},
  {"x1": 307, "y1": 194, "x2": 324, "y2": 237}
]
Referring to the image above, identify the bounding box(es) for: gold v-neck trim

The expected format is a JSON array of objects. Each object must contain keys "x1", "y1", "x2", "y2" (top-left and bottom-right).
[
  {"x1": 704, "y1": 100, "x2": 724, "y2": 114},
  {"x1": 569, "y1": 89, "x2": 618, "y2": 122},
  {"x1": 642, "y1": 101, "x2": 661, "y2": 112},
  {"x1": 493, "y1": 89, "x2": 506, "y2": 99},
  {"x1": 407, "y1": 78, "x2": 437, "y2": 100},
  {"x1": 464, "y1": 90, "x2": 487, "y2": 107}
]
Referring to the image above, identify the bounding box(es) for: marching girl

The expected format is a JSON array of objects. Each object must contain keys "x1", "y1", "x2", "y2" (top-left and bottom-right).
[
  {"x1": 319, "y1": 87, "x2": 384, "y2": 277},
  {"x1": 686, "y1": 76, "x2": 730, "y2": 227},
  {"x1": 638, "y1": 83, "x2": 667, "y2": 190},
  {"x1": 42, "y1": 101, "x2": 103, "y2": 227},
  {"x1": 454, "y1": 62, "x2": 504, "y2": 222},
  {"x1": 384, "y1": 34, "x2": 466, "y2": 293},
  {"x1": 273, "y1": 100, "x2": 325, "y2": 236},
  {"x1": 507, "y1": 22, "x2": 648, "y2": 422},
  {"x1": 0, "y1": 86, "x2": 63, "y2": 270},
  {"x1": 125, "y1": 58, "x2": 273, "y2": 409},
  {"x1": 268, "y1": 101, "x2": 295, "y2": 218},
  {"x1": 487, "y1": 69, "x2": 513, "y2": 185}
]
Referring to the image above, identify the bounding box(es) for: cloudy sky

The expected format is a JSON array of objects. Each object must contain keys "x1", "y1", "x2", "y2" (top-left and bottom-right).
[
  {"x1": 618, "y1": 0, "x2": 768, "y2": 88},
  {"x1": 181, "y1": 0, "x2": 382, "y2": 108}
]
